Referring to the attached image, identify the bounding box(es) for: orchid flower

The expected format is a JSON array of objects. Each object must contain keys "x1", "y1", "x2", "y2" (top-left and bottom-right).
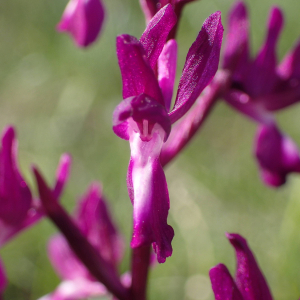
[
  {"x1": 113, "y1": 4, "x2": 223, "y2": 263},
  {"x1": 38, "y1": 183, "x2": 125, "y2": 300},
  {"x1": 57, "y1": 0, "x2": 105, "y2": 47},
  {"x1": 209, "y1": 233, "x2": 274, "y2": 300},
  {"x1": 0, "y1": 126, "x2": 71, "y2": 247},
  {"x1": 222, "y1": 1, "x2": 300, "y2": 186}
]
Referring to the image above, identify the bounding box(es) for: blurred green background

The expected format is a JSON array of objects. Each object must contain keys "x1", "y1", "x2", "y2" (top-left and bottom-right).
[{"x1": 1, "y1": 0, "x2": 300, "y2": 299}]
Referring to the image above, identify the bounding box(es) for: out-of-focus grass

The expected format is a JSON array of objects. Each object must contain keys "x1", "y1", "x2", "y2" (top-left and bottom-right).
[{"x1": 1, "y1": 0, "x2": 300, "y2": 299}]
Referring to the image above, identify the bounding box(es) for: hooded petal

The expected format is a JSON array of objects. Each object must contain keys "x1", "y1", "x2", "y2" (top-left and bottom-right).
[
  {"x1": 117, "y1": 35, "x2": 165, "y2": 106},
  {"x1": 255, "y1": 123, "x2": 300, "y2": 187},
  {"x1": 158, "y1": 39, "x2": 178, "y2": 111},
  {"x1": 127, "y1": 125, "x2": 174, "y2": 263},
  {"x1": 227, "y1": 233, "x2": 273, "y2": 300},
  {"x1": 169, "y1": 11, "x2": 223, "y2": 123},
  {"x1": 209, "y1": 264, "x2": 243, "y2": 300},
  {"x1": 0, "y1": 259, "x2": 7, "y2": 298},
  {"x1": 223, "y1": 1, "x2": 249, "y2": 82},
  {"x1": 113, "y1": 94, "x2": 171, "y2": 142},
  {"x1": 0, "y1": 126, "x2": 32, "y2": 226},
  {"x1": 75, "y1": 183, "x2": 124, "y2": 266},
  {"x1": 57, "y1": 0, "x2": 105, "y2": 47},
  {"x1": 140, "y1": 4, "x2": 177, "y2": 70},
  {"x1": 244, "y1": 7, "x2": 283, "y2": 97},
  {"x1": 278, "y1": 39, "x2": 300, "y2": 80},
  {"x1": 53, "y1": 154, "x2": 72, "y2": 199}
]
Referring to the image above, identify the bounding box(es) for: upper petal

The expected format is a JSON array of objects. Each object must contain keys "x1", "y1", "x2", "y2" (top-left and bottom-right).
[
  {"x1": 209, "y1": 264, "x2": 244, "y2": 300},
  {"x1": 158, "y1": 39, "x2": 178, "y2": 111},
  {"x1": 255, "y1": 123, "x2": 300, "y2": 187},
  {"x1": 127, "y1": 126, "x2": 174, "y2": 263},
  {"x1": 116, "y1": 35, "x2": 165, "y2": 106},
  {"x1": 53, "y1": 153, "x2": 72, "y2": 199},
  {"x1": 223, "y1": 1, "x2": 250, "y2": 82},
  {"x1": 75, "y1": 183, "x2": 124, "y2": 266},
  {"x1": 169, "y1": 11, "x2": 224, "y2": 123},
  {"x1": 244, "y1": 7, "x2": 283, "y2": 97},
  {"x1": 278, "y1": 39, "x2": 300, "y2": 80},
  {"x1": 57, "y1": 0, "x2": 105, "y2": 47},
  {"x1": 226, "y1": 233, "x2": 273, "y2": 300},
  {"x1": 0, "y1": 126, "x2": 32, "y2": 226},
  {"x1": 140, "y1": 4, "x2": 177, "y2": 70}
]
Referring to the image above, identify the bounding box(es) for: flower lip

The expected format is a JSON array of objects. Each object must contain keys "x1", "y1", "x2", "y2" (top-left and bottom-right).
[{"x1": 113, "y1": 94, "x2": 171, "y2": 142}]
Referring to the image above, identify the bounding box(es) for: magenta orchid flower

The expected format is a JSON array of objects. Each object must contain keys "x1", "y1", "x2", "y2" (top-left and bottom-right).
[
  {"x1": 113, "y1": 4, "x2": 223, "y2": 263},
  {"x1": 0, "y1": 126, "x2": 71, "y2": 247},
  {"x1": 222, "y1": 1, "x2": 300, "y2": 187},
  {"x1": 0, "y1": 259, "x2": 7, "y2": 300},
  {"x1": 209, "y1": 233, "x2": 273, "y2": 300},
  {"x1": 57, "y1": 0, "x2": 105, "y2": 47},
  {"x1": 39, "y1": 183, "x2": 124, "y2": 300}
]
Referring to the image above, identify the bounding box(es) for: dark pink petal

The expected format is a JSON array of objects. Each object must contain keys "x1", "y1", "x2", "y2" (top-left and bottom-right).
[
  {"x1": 209, "y1": 264, "x2": 243, "y2": 300},
  {"x1": 244, "y1": 7, "x2": 283, "y2": 97},
  {"x1": 140, "y1": 4, "x2": 177, "y2": 70},
  {"x1": 0, "y1": 126, "x2": 32, "y2": 226},
  {"x1": 57, "y1": 0, "x2": 105, "y2": 47},
  {"x1": 169, "y1": 11, "x2": 224, "y2": 123},
  {"x1": 255, "y1": 123, "x2": 300, "y2": 187},
  {"x1": 53, "y1": 154, "x2": 72, "y2": 199},
  {"x1": 158, "y1": 39, "x2": 178, "y2": 111},
  {"x1": 278, "y1": 39, "x2": 300, "y2": 80},
  {"x1": 113, "y1": 94, "x2": 171, "y2": 141},
  {"x1": 223, "y1": 1, "x2": 249, "y2": 82},
  {"x1": 117, "y1": 35, "x2": 165, "y2": 106},
  {"x1": 227, "y1": 233, "x2": 273, "y2": 300},
  {"x1": 139, "y1": 0, "x2": 158, "y2": 23},
  {"x1": 48, "y1": 234, "x2": 90, "y2": 280},
  {"x1": 75, "y1": 183, "x2": 124, "y2": 266},
  {"x1": 0, "y1": 259, "x2": 7, "y2": 298},
  {"x1": 127, "y1": 126, "x2": 174, "y2": 263}
]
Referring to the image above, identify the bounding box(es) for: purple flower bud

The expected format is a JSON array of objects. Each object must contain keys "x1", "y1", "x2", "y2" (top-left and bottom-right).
[
  {"x1": 57, "y1": 0, "x2": 105, "y2": 47},
  {"x1": 255, "y1": 123, "x2": 300, "y2": 187},
  {"x1": 209, "y1": 233, "x2": 273, "y2": 300}
]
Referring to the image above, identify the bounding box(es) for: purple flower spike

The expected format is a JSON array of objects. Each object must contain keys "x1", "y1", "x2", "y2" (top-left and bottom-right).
[
  {"x1": 41, "y1": 182, "x2": 124, "y2": 300},
  {"x1": 169, "y1": 11, "x2": 223, "y2": 123},
  {"x1": 114, "y1": 9, "x2": 223, "y2": 262},
  {"x1": 57, "y1": 0, "x2": 105, "y2": 47},
  {"x1": 0, "y1": 259, "x2": 7, "y2": 298},
  {"x1": 255, "y1": 124, "x2": 300, "y2": 187},
  {"x1": 209, "y1": 233, "x2": 273, "y2": 300}
]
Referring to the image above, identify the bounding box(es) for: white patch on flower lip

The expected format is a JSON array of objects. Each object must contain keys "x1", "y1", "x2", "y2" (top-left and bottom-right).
[
  {"x1": 64, "y1": 0, "x2": 79, "y2": 19},
  {"x1": 129, "y1": 124, "x2": 165, "y2": 240}
]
